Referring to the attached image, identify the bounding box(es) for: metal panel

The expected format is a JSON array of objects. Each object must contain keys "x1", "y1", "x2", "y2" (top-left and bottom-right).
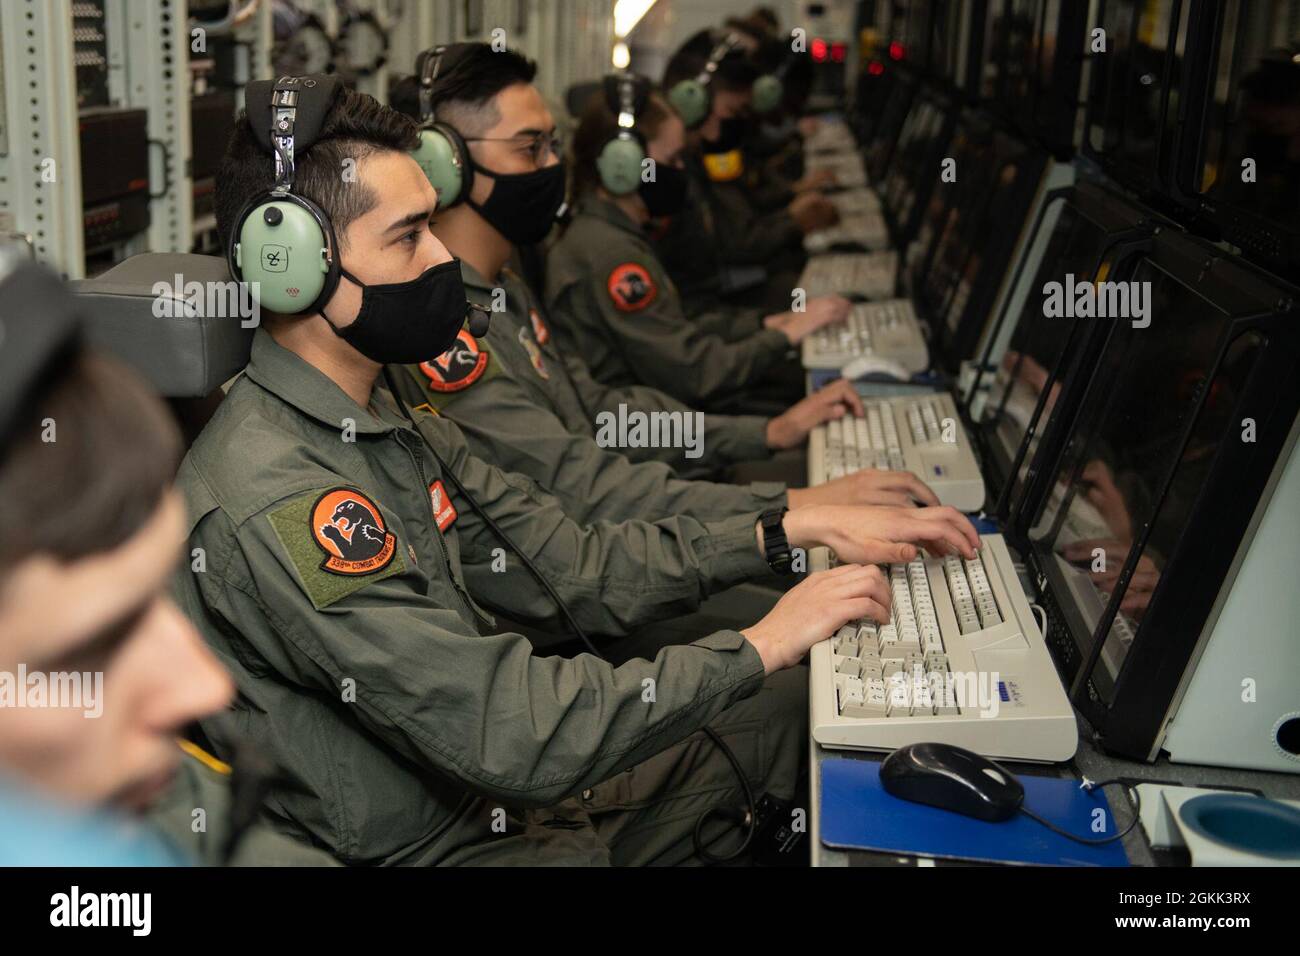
[{"x1": 0, "y1": 0, "x2": 85, "y2": 276}]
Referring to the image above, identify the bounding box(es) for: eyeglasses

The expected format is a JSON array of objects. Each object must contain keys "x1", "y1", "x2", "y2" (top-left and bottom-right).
[{"x1": 464, "y1": 128, "x2": 564, "y2": 167}]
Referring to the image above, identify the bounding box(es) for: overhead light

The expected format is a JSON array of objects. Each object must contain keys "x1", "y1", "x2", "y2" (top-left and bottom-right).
[
  {"x1": 614, "y1": 0, "x2": 657, "y2": 38},
  {"x1": 612, "y1": 41, "x2": 631, "y2": 69}
]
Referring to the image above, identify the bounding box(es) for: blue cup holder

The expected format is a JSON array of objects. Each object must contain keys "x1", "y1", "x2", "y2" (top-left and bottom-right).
[{"x1": 1178, "y1": 794, "x2": 1300, "y2": 860}]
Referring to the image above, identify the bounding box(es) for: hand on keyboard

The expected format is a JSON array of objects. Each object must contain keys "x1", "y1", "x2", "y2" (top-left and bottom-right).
[
  {"x1": 785, "y1": 504, "x2": 981, "y2": 566},
  {"x1": 794, "y1": 167, "x2": 838, "y2": 193},
  {"x1": 766, "y1": 378, "x2": 865, "y2": 450},
  {"x1": 770, "y1": 295, "x2": 853, "y2": 345},
  {"x1": 741, "y1": 564, "x2": 892, "y2": 674},
  {"x1": 788, "y1": 467, "x2": 942, "y2": 509},
  {"x1": 789, "y1": 192, "x2": 840, "y2": 233}
]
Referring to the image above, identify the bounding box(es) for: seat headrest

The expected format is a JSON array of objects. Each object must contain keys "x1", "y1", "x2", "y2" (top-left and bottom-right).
[{"x1": 71, "y1": 253, "x2": 255, "y2": 398}]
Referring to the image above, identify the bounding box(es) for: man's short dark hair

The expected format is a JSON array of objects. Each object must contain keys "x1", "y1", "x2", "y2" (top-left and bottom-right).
[
  {"x1": 0, "y1": 351, "x2": 182, "y2": 579},
  {"x1": 388, "y1": 43, "x2": 537, "y2": 136},
  {"x1": 214, "y1": 87, "x2": 421, "y2": 251}
]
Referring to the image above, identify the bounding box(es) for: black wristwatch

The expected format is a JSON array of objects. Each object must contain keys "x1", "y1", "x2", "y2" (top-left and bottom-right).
[{"x1": 760, "y1": 507, "x2": 793, "y2": 575}]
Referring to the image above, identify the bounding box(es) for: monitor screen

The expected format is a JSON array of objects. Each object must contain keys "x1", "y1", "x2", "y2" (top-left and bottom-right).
[
  {"x1": 1026, "y1": 256, "x2": 1262, "y2": 700},
  {"x1": 1184, "y1": 0, "x2": 1300, "y2": 277},
  {"x1": 921, "y1": 135, "x2": 1031, "y2": 343},
  {"x1": 996, "y1": 0, "x2": 1041, "y2": 114},
  {"x1": 980, "y1": 201, "x2": 1112, "y2": 494},
  {"x1": 930, "y1": 0, "x2": 964, "y2": 85},
  {"x1": 908, "y1": 126, "x2": 998, "y2": 311},
  {"x1": 865, "y1": 73, "x2": 920, "y2": 181},
  {"x1": 882, "y1": 100, "x2": 948, "y2": 227},
  {"x1": 1083, "y1": 0, "x2": 1192, "y2": 191}
]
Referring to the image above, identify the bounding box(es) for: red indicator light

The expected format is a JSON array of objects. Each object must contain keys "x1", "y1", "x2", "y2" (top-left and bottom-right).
[
  {"x1": 889, "y1": 41, "x2": 905, "y2": 60},
  {"x1": 811, "y1": 37, "x2": 828, "y2": 62},
  {"x1": 867, "y1": 60, "x2": 885, "y2": 76},
  {"x1": 831, "y1": 42, "x2": 846, "y2": 62}
]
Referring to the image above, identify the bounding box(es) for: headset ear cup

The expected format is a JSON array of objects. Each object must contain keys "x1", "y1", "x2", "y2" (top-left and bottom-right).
[
  {"x1": 596, "y1": 133, "x2": 647, "y2": 195},
  {"x1": 668, "y1": 78, "x2": 710, "y2": 129},
  {"x1": 752, "y1": 74, "x2": 784, "y2": 115},
  {"x1": 411, "y1": 124, "x2": 472, "y2": 208},
  {"x1": 230, "y1": 196, "x2": 333, "y2": 315}
]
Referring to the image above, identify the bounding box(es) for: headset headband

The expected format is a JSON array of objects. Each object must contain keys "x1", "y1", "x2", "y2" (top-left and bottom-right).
[
  {"x1": 417, "y1": 45, "x2": 447, "y2": 124},
  {"x1": 270, "y1": 78, "x2": 302, "y2": 193},
  {"x1": 607, "y1": 72, "x2": 642, "y2": 130},
  {"x1": 698, "y1": 32, "x2": 743, "y2": 84}
]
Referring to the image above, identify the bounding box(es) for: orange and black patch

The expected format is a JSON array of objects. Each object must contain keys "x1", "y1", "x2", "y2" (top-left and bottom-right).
[
  {"x1": 419, "y1": 329, "x2": 490, "y2": 392},
  {"x1": 607, "y1": 262, "x2": 657, "y2": 312},
  {"x1": 311, "y1": 488, "x2": 397, "y2": 576},
  {"x1": 428, "y1": 480, "x2": 457, "y2": 532}
]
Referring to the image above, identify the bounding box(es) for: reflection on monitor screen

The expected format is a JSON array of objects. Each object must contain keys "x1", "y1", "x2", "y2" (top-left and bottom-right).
[
  {"x1": 1028, "y1": 257, "x2": 1255, "y2": 699},
  {"x1": 1085, "y1": 0, "x2": 1189, "y2": 184},
  {"x1": 984, "y1": 202, "x2": 1110, "y2": 487},
  {"x1": 1196, "y1": 1, "x2": 1300, "y2": 232}
]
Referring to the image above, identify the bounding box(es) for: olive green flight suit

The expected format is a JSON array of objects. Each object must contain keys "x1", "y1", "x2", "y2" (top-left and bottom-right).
[
  {"x1": 146, "y1": 745, "x2": 340, "y2": 866},
  {"x1": 387, "y1": 261, "x2": 786, "y2": 513},
  {"x1": 656, "y1": 156, "x2": 808, "y2": 317},
  {"x1": 544, "y1": 196, "x2": 797, "y2": 412},
  {"x1": 174, "y1": 329, "x2": 805, "y2": 865}
]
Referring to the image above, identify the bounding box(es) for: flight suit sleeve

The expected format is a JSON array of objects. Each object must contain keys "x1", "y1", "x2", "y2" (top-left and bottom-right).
[
  {"x1": 710, "y1": 184, "x2": 804, "y2": 266},
  {"x1": 390, "y1": 363, "x2": 783, "y2": 524},
  {"x1": 690, "y1": 302, "x2": 767, "y2": 342},
  {"x1": 201, "y1": 497, "x2": 767, "y2": 809},
  {"x1": 589, "y1": 256, "x2": 791, "y2": 405},
  {"x1": 417, "y1": 414, "x2": 774, "y2": 634},
  {"x1": 555, "y1": 348, "x2": 778, "y2": 473}
]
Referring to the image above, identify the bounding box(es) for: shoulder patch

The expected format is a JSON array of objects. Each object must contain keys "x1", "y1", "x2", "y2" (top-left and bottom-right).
[
  {"x1": 607, "y1": 262, "x2": 658, "y2": 312},
  {"x1": 267, "y1": 488, "x2": 406, "y2": 610},
  {"x1": 419, "y1": 329, "x2": 492, "y2": 392}
]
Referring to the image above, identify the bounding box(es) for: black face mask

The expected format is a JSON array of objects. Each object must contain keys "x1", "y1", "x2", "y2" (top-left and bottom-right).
[
  {"x1": 639, "y1": 162, "x2": 689, "y2": 218},
  {"x1": 701, "y1": 117, "x2": 747, "y2": 155},
  {"x1": 469, "y1": 159, "x2": 568, "y2": 245},
  {"x1": 325, "y1": 259, "x2": 469, "y2": 364}
]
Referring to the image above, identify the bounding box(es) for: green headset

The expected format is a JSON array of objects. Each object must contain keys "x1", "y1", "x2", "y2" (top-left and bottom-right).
[
  {"x1": 227, "y1": 74, "x2": 345, "y2": 315},
  {"x1": 596, "y1": 72, "x2": 651, "y2": 196},
  {"x1": 409, "y1": 44, "x2": 475, "y2": 209},
  {"x1": 668, "y1": 32, "x2": 787, "y2": 127},
  {"x1": 751, "y1": 53, "x2": 789, "y2": 116},
  {"x1": 667, "y1": 33, "x2": 742, "y2": 130}
]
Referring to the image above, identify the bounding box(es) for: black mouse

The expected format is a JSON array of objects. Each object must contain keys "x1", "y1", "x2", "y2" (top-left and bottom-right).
[{"x1": 880, "y1": 742, "x2": 1025, "y2": 822}]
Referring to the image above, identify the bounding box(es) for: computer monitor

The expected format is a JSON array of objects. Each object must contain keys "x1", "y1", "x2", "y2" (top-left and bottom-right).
[
  {"x1": 918, "y1": 0, "x2": 988, "y2": 97},
  {"x1": 880, "y1": 94, "x2": 956, "y2": 244},
  {"x1": 919, "y1": 126, "x2": 1047, "y2": 375},
  {"x1": 1032, "y1": 0, "x2": 1090, "y2": 155},
  {"x1": 976, "y1": 184, "x2": 1158, "y2": 518},
  {"x1": 1018, "y1": 228, "x2": 1300, "y2": 761},
  {"x1": 1174, "y1": 0, "x2": 1300, "y2": 283},
  {"x1": 864, "y1": 70, "x2": 921, "y2": 182},
  {"x1": 904, "y1": 115, "x2": 993, "y2": 310},
  {"x1": 1082, "y1": 0, "x2": 1195, "y2": 200}
]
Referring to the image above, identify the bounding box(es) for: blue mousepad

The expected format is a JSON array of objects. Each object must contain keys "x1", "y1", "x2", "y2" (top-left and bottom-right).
[{"x1": 821, "y1": 759, "x2": 1129, "y2": 866}]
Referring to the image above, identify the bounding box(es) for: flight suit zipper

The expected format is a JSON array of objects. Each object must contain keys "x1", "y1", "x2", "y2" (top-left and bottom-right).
[{"x1": 393, "y1": 429, "x2": 494, "y2": 631}]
